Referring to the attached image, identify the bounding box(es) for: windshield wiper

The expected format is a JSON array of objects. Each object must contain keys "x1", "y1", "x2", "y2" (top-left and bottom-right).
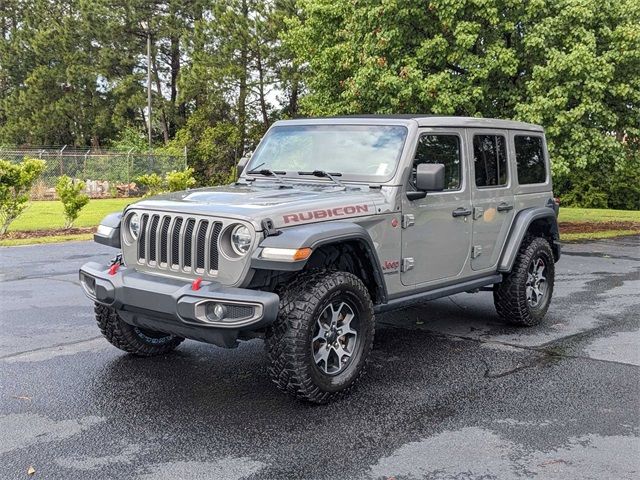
[
  {"x1": 298, "y1": 170, "x2": 346, "y2": 189},
  {"x1": 246, "y1": 162, "x2": 287, "y2": 185}
]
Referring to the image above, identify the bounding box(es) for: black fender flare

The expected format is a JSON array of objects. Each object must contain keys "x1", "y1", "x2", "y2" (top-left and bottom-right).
[
  {"x1": 94, "y1": 212, "x2": 122, "y2": 249},
  {"x1": 250, "y1": 222, "x2": 387, "y2": 303},
  {"x1": 498, "y1": 206, "x2": 560, "y2": 272}
]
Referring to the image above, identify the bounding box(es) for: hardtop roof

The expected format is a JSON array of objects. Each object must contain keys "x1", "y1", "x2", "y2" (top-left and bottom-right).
[{"x1": 274, "y1": 115, "x2": 544, "y2": 132}]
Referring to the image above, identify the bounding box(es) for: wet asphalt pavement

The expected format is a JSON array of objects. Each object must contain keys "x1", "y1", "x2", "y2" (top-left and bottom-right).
[{"x1": 0, "y1": 236, "x2": 638, "y2": 479}]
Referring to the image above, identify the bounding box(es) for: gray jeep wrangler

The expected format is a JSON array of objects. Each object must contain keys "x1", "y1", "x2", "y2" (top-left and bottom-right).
[{"x1": 80, "y1": 116, "x2": 560, "y2": 403}]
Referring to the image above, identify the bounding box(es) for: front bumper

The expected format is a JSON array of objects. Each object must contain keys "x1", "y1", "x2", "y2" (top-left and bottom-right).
[{"x1": 79, "y1": 262, "x2": 279, "y2": 348}]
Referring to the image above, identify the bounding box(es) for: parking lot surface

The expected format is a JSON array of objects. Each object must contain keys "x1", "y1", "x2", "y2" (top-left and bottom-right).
[{"x1": 1, "y1": 236, "x2": 638, "y2": 479}]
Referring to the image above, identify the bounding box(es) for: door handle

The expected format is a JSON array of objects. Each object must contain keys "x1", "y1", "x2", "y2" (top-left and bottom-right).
[
  {"x1": 497, "y1": 203, "x2": 514, "y2": 212},
  {"x1": 452, "y1": 207, "x2": 472, "y2": 217}
]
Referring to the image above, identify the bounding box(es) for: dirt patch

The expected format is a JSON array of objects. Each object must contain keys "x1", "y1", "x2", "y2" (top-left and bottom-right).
[
  {"x1": 559, "y1": 221, "x2": 640, "y2": 234},
  {"x1": 2, "y1": 227, "x2": 96, "y2": 240}
]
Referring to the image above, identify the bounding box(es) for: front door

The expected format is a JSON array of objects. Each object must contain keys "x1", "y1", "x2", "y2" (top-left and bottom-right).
[
  {"x1": 401, "y1": 129, "x2": 472, "y2": 286},
  {"x1": 468, "y1": 130, "x2": 515, "y2": 271}
]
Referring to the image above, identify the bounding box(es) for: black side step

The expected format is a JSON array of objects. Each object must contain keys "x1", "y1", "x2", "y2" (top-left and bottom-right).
[{"x1": 374, "y1": 274, "x2": 502, "y2": 314}]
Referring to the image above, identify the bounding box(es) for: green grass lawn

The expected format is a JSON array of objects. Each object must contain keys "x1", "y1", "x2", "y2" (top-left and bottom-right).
[
  {"x1": 8, "y1": 198, "x2": 135, "y2": 232},
  {"x1": 558, "y1": 207, "x2": 640, "y2": 223}
]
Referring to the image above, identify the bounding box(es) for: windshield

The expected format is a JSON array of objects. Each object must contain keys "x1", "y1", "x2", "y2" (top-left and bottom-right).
[{"x1": 245, "y1": 124, "x2": 408, "y2": 181}]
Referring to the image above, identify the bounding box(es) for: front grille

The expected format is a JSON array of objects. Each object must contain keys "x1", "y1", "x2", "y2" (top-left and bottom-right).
[{"x1": 137, "y1": 213, "x2": 223, "y2": 275}]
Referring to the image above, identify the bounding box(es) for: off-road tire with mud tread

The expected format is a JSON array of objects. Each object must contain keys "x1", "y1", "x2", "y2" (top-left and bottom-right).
[
  {"x1": 95, "y1": 303, "x2": 184, "y2": 356},
  {"x1": 493, "y1": 236, "x2": 555, "y2": 326},
  {"x1": 265, "y1": 270, "x2": 375, "y2": 404}
]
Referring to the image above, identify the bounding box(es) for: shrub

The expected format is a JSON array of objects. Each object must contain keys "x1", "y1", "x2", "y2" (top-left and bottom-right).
[
  {"x1": 0, "y1": 158, "x2": 46, "y2": 235},
  {"x1": 166, "y1": 168, "x2": 196, "y2": 192},
  {"x1": 55, "y1": 175, "x2": 90, "y2": 229},
  {"x1": 135, "y1": 173, "x2": 164, "y2": 197},
  {"x1": 136, "y1": 168, "x2": 196, "y2": 196}
]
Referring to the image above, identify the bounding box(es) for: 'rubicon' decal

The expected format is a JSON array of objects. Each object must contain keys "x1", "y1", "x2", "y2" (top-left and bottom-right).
[{"x1": 283, "y1": 204, "x2": 370, "y2": 224}]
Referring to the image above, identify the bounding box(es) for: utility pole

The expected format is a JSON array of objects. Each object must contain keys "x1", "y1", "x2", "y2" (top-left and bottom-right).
[{"x1": 147, "y1": 28, "x2": 152, "y2": 150}]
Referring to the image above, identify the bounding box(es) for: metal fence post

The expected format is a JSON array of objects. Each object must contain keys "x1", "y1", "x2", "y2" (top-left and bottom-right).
[
  {"x1": 84, "y1": 149, "x2": 90, "y2": 178},
  {"x1": 59, "y1": 145, "x2": 67, "y2": 176},
  {"x1": 126, "y1": 147, "x2": 134, "y2": 196}
]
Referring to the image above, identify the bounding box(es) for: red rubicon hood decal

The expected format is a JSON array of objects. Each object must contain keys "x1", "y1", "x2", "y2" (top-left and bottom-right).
[{"x1": 283, "y1": 204, "x2": 370, "y2": 224}]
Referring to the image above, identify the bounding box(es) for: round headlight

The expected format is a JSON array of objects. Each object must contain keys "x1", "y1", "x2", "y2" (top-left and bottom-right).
[
  {"x1": 128, "y1": 213, "x2": 140, "y2": 240},
  {"x1": 231, "y1": 224, "x2": 252, "y2": 255}
]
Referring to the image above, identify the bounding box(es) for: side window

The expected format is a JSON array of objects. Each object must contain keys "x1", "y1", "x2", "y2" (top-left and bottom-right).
[
  {"x1": 473, "y1": 135, "x2": 508, "y2": 187},
  {"x1": 515, "y1": 135, "x2": 547, "y2": 184},
  {"x1": 413, "y1": 134, "x2": 461, "y2": 190}
]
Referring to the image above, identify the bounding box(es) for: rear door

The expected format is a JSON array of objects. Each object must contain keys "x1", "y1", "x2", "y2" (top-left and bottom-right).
[{"x1": 468, "y1": 130, "x2": 515, "y2": 271}]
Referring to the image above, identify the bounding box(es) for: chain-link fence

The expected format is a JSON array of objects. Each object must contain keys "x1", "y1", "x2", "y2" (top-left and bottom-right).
[{"x1": 1, "y1": 146, "x2": 187, "y2": 199}]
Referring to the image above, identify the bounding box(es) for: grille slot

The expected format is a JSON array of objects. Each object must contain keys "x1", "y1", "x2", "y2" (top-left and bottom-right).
[
  {"x1": 159, "y1": 217, "x2": 170, "y2": 264},
  {"x1": 134, "y1": 213, "x2": 231, "y2": 277},
  {"x1": 171, "y1": 217, "x2": 183, "y2": 267},
  {"x1": 195, "y1": 221, "x2": 209, "y2": 271},
  {"x1": 148, "y1": 215, "x2": 160, "y2": 263},
  {"x1": 209, "y1": 222, "x2": 222, "y2": 272},
  {"x1": 138, "y1": 214, "x2": 149, "y2": 260},
  {"x1": 183, "y1": 219, "x2": 196, "y2": 268}
]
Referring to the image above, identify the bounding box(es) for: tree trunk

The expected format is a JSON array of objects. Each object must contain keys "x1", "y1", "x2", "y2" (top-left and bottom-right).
[
  {"x1": 236, "y1": 0, "x2": 249, "y2": 157},
  {"x1": 151, "y1": 44, "x2": 170, "y2": 144},
  {"x1": 256, "y1": 47, "x2": 269, "y2": 127},
  {"x1": 170, "y1": 34, "x2": 185, "y2": 132}
]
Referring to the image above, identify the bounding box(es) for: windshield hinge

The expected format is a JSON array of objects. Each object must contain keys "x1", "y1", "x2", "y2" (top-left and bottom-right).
[{"x1": 402, "y1": 214, "x2": 415, "y2": 229}]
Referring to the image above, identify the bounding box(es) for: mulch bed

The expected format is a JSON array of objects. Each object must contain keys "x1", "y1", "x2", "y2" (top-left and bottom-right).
[
  {"x1": 2, "y1": 226, "x2": 96, "y2": 240},
  {"x1": 559, "y1": 221, "x2": 640, "y2": 234}
]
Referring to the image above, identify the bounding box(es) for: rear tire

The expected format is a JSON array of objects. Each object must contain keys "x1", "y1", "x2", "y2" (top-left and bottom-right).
[
  {"x1": 265, "y1": 270, "x2": 375, "y2": 403},
  {"x1": 95, "y1": 303, "x2": 184, "y2": 356},
  {"x1": 494, "y1": 236, "x2": 555, "y2": 326}
]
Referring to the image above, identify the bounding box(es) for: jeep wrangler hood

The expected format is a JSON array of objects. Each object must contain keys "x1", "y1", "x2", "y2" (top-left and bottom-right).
[{"x1": 129, "y1": 183, "x2": 391, "y2": 229}]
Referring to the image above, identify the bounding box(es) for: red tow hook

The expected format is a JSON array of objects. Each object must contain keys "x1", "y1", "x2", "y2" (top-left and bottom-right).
[
  {"x1": 191, "y1": 277, "x2": 203, "y2": 291},
  {"x1": 108, "y1": 263, "x2": 120, "y2": 276}
]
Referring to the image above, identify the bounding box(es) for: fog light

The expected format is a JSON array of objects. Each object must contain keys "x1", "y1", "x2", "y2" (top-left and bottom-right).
[{"x1": 205, "y1": 302, "x2": 227, "y2": 321}]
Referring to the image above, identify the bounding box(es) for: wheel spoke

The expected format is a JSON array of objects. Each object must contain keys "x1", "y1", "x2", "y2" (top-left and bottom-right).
[
  {"x1": 312, "y1": 332, "x2": 327, "y2": 343},
  {"x1": 313, "y1": 345, "x2": 330, "y2": 370},
  {"x1": 526, "y1": 286, "x2": 534, "y2": 304},
  {"x1": 334, "y1": 342, "x2": 352, "y2": 359},
  {"x1": 339, "y1": 312, "x2": 357, "y2": 336},
  {"x1": 536, "y1": 261, "x2": 546, "y2": 279}
]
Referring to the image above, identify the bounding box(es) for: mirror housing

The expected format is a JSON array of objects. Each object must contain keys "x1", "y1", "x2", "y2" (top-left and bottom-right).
[
  {"x1": 407, "y1": 163, "x2": 446, "y2": 200},
  {"x1": 416, "y1": 163, "x2": 445, "y2": 191}
]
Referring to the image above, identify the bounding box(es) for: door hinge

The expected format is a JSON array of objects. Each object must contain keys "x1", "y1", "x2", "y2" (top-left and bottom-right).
[
  {"x1": 401, "y1": 257, "x2": 415, "y2": 272},
  {"x1": 472, "y1": 245, "x2": 483, "y2": 259},
  {"x1": 402, "y1": 214, "x2": 415, "y2": 229},
  {"x1": 473, "y1": 207, "x2": 484, "y2": 220}
]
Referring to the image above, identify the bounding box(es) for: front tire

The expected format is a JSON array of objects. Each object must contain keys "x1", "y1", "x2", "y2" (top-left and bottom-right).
[
  {"x1": 265, "y1": 271, "x2": 375, "y2": 403},
  {"x1": 95, "y1": 303, "x2": 184, "y2": 356},
  {"x1": 494, "y1": 236, "x2": 555, "y2": 326}
]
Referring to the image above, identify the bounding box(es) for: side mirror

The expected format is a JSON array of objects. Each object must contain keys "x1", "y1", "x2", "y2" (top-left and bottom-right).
[{"x1": 416, "y1": 163, "x2": 445, "y2": 191}]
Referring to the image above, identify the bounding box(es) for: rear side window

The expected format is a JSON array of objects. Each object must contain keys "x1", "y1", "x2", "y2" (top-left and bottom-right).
[
  {"x1": 414, "y1": 134, "x2": 461, "y2": 190},
  {"x1": 473, "y1": 135, "x2": 508, "y2": 187},
  {"x1": 515, "y1": 135, "x2": 547, "y2": 184}
]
